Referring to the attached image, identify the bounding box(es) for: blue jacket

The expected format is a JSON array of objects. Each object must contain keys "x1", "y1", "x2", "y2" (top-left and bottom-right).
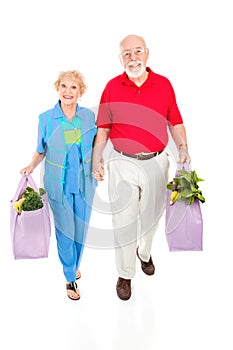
[{"x1": 37, "y1": 101, "x2": 97, "y2": 203}]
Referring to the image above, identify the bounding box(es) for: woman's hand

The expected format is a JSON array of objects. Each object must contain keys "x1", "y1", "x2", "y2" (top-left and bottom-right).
[
  {"x1": 20, "y1": 165, "x2": 34, "y2": 176},
  {"x1": 20, "y1": 152, "x2": 45, "y2": 175},
  {"x1": 92, "y1": 159, "x2": 105, "y2": 181}
]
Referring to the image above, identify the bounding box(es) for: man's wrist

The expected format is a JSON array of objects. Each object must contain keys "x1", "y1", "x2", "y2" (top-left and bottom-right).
[{"x1": 178, "y1": 143, "x2": 188, "y2": 150}]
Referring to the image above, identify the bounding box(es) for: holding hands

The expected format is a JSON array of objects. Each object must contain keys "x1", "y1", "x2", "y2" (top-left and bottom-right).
[{"x1": 92, "y1": 158, "x2": 105, "y2": 181}]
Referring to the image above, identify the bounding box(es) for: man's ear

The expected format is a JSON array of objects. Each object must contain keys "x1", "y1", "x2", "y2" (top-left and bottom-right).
[{"x1": 119, "y1": 54, "x2": 124, "y2": 66}]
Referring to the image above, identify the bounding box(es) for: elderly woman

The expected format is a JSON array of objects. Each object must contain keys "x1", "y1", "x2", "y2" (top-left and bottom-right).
[{"x1": 21, "y1": 70, "x2": 97, "y2": 300}]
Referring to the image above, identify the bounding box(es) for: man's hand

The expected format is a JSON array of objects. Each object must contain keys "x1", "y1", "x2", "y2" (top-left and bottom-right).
[
  {"x1": 169, "y1": 123, "x2": 191, "y2": 163},
  {"x1": 92, "y1": 158, "x2": 105, "y2": 181},
  {"x1": 91, "y1": 128, "x2": 110, "y2": 182},
  {"x1": 179, "y1": 145, "x2": 191, "y2": 163}
]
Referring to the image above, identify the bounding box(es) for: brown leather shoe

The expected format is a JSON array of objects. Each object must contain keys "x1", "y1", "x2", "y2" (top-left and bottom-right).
[
  {"x1": 116, "y1": 277, "x2": 131, "y2": 300},
  {"x1": 136, "y1": 247, "x2": 155, "y2": 275}
]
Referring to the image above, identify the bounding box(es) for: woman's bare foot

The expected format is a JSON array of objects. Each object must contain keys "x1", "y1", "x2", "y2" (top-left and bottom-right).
[
  {"x1": 66, "y1": 282, "x2": 80, "y2": 300},
  {"x1": 76, "y1": 269, "x2": 81, "y2": 280}
]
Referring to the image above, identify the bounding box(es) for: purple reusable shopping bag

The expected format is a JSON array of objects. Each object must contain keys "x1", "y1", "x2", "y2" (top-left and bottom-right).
[
  {"x1": 165, "y1": 163, "x2": 203, "y2": 251},
  {"x1": 10, "y1": 174, "x2": 51, "y2": 259}
]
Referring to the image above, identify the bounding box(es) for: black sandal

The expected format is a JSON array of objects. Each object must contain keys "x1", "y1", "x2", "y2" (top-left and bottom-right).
[{"x1": 66, "y1": 282, "x2": 80, "y2": 300}]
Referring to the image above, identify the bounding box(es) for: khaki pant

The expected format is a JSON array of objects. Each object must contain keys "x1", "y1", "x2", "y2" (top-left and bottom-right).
[{"x1": 108, "y1": 149, "x2": 169, "y2": 279}]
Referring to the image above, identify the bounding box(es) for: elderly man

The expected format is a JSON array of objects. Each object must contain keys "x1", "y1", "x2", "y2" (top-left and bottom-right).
[{"x1": 92, "y1": 34, "x2": 190, "y2": 300}]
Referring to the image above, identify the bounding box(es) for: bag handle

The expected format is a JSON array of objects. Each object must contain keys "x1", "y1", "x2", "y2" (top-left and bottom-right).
[
  {"x1": 176, "y1": 162, "x2": 191, "y2": 172},
  {"x1": 13, "y1": 174, "x2": 38, "y2": 201}
]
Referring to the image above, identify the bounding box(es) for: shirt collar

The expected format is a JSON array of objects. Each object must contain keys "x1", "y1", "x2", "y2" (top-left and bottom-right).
[{"x1": 52, "y1": 101, "x2": 83, "y2": 119}]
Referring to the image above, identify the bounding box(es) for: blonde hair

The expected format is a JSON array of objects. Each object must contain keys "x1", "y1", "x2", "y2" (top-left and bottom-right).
[{"x1": 54, "y1": 70, "x2": 87, "y2": 96}]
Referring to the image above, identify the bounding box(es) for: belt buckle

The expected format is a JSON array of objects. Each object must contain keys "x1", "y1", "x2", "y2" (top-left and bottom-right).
[
  {"x1": 136, "y1": 152, "x2": 155, "y2": 160},
  {"x1": 136, "y1": 152, "x2": 144, "y2": 160}
]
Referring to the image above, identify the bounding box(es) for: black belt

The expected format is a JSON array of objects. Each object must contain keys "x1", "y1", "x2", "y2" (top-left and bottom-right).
[{"x1": 114, "y1": 148, "x2": 163, "y2": 160}]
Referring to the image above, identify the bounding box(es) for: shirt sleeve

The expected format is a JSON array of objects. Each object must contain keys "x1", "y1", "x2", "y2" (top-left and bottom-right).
[
  {"x1": 96, "y1": 85, "x2": 112, "y2": 129},
  {"x1": 167, "y1": 82, "x2": 183, "y2": 126},
  {"x1": 36, "y1": 115, "x2": 47, "y2": 153}
]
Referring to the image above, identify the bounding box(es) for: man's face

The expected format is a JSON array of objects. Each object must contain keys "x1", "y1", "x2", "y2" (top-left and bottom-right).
[{"x1": 119, "y1": 37, "x2": 149, "y2": 78}]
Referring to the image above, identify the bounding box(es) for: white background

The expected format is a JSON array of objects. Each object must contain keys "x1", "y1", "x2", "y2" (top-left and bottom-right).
[{"x1": 0, "y1": 1, "x2": 232, "y2": 349}]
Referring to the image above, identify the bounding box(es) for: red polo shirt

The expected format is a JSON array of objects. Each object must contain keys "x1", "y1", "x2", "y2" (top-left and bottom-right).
[{"x1": 96, "y1": 68, "x2": 183, "y2": 153}]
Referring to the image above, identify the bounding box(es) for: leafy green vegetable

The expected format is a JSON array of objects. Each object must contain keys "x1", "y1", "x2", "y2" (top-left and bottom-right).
[
  {"x1": 21, "y1": 186, "x2": 46, "y2": 211},
  {"x1": 39, "y1": 187, "x2": 46, "y2": 196},
  {"x1": 167, "y1": 169, "x2": 205, "y2": 205}
]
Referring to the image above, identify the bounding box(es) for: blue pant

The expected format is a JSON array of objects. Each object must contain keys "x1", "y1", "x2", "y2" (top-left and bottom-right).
[{"x1": 50, "y1": 192, "x2": 92, "y2": 282}]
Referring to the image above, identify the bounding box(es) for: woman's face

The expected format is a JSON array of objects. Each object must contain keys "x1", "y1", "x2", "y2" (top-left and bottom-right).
[{"x1": 58, "y1": 76, "x2": 80, "y2": 107}]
